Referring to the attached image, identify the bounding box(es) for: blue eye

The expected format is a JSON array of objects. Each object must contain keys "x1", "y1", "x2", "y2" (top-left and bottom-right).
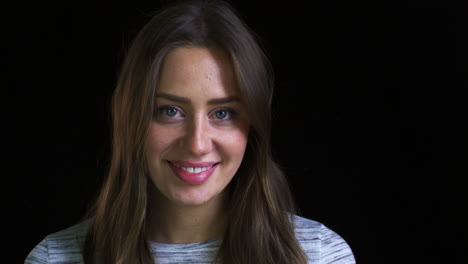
[
  {"x1": 156, "y1": 106, "x2": 183, "y2": 120},
  {"x1": 215, "y1": 110, "x2": 228, "y2": 119},
  {"x1": 164, "y1": 107, "x2": 178, "y2": 117}
]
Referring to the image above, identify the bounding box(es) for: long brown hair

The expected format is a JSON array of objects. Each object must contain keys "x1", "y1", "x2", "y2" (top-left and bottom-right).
[{"x1": 82, "y1": 0, "x2": 307, "y2": 263}]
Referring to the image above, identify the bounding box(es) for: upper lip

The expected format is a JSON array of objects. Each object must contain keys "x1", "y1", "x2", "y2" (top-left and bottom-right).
[{"x1": 167, "y1": 160, "x2": 219, "y2": 167}]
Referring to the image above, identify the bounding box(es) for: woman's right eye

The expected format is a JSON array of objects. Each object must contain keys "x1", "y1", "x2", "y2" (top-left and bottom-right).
[
  {"x1": 163, "y1": 107, "x2": 178, "y2": 117},
  {"x1": 156, "y1": 106, "x2": 184, "y2": 120}
]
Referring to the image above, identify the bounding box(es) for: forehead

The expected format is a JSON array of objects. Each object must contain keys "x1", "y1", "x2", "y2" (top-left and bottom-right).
[{"x1": 157, "y1": 46, "x2": 239, "y2": 99}]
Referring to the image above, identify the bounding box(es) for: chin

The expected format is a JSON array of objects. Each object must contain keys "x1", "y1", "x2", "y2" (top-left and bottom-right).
[{"x1": 169, "y1": 187, "x2": 226, "y2": 207}]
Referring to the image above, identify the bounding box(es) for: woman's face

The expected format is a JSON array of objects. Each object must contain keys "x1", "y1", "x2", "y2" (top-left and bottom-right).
[{"x1": 146, "y1": 46, "x2": 249, "y2": 207}]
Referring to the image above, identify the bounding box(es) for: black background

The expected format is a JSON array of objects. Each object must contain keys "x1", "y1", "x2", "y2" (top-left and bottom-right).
[{"x1": 5, "y1": 2, "x2": 467, "y2": 264}]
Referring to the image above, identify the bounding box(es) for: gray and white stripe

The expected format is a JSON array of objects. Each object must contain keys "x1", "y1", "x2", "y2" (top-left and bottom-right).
[{"x1": 25, "y1": 215, "x2": 355, "y2": 264}]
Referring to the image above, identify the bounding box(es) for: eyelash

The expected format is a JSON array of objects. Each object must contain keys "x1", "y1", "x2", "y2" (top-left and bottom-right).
[
  {"x1": 155, "y1": 105, "x2": 237, "y2": 122},
  {"x1": 157, "y1": 105, "x2": 184, "y2": 119}
]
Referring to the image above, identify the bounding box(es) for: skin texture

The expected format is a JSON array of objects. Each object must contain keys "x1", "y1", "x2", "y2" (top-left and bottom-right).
[{"x1": 145, "y1": 46, "x2": 250, "y2": 243}]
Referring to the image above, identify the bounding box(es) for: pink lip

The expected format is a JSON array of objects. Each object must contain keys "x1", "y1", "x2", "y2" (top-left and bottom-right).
[
  {"x1": 169, "y1": 160, "x2": 218, "y2": 167},
  {"x1": 167, "y1": 160, "x2": 219, "y2": 185}
]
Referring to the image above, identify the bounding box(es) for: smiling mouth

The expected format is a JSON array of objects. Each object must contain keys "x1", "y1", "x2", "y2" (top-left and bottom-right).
[
  {"x1": 166, "y1": 160, "x2": 220, "y2": 185},
  {"x1": 166, "y1": 160, "x2": 219, "y2": 174}
]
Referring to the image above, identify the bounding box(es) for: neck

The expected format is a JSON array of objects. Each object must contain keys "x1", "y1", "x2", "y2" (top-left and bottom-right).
[{"x1": 147, "y1": 188, "x2": 229, "y2": 244}]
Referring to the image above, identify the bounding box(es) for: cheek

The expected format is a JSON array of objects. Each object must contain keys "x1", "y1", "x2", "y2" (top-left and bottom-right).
[
  {"x1": 221, "y1": 127, "x2": 249, "y2": 161},
  {"x1": 146, "y1": 124, "x2": 178, "y2": 159}
]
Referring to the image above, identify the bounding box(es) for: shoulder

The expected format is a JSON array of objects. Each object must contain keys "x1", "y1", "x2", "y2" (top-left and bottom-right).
[
  {"x1": 291, "y1": 215, "x2": 356, "y2": 264},
  {"x1": 25, "y1": 219, "x2": 91, "y2": 264}
]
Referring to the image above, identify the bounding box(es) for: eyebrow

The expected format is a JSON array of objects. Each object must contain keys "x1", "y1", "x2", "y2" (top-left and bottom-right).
[{"x1": 155, "y1": 93, "x2": 240, "y2": 105}]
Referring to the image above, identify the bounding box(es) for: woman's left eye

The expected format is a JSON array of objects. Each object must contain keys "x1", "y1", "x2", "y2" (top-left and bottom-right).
[
  {"x1": 215, "y1": 110, "x2": 228, "y2": 119},
  {"x1": 211, "y1": 109, "x2": 234, "y2": 120}
]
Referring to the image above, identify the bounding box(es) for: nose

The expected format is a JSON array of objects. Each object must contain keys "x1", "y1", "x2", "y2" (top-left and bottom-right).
[{"x1": 181, "y1": 115, "x2": 213, "y2": 156}]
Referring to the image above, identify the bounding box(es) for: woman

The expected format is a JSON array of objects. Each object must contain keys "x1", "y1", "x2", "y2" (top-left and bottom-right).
[{"x1": 25, "y1": 0, "x2": 355, "y2": 263}]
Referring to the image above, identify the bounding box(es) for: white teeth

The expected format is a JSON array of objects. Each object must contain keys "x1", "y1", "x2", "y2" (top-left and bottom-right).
[{"x1": 171, "y1": 162, "x2": 214, "y2": 174}]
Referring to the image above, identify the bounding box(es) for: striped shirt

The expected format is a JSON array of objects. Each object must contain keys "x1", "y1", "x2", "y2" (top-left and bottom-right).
[{"x1": 25, "y1": 215, "x2": 355, "y2": 263}]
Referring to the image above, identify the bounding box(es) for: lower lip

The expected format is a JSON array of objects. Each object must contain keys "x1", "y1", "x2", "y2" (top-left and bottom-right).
[{"x1": 167, "y1": 161, "x2": 218, "y2": 185}]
